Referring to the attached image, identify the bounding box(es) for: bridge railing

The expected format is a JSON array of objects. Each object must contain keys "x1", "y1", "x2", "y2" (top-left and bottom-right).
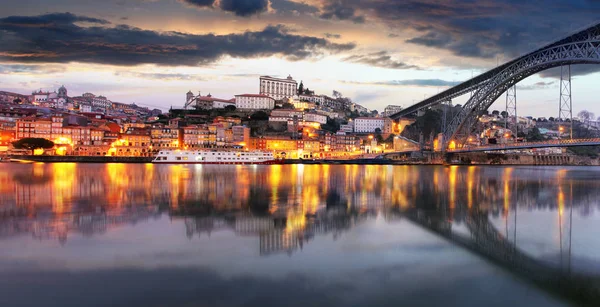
[{"x1": 447, "y1": 138, "x2": 600, "y2": 152}]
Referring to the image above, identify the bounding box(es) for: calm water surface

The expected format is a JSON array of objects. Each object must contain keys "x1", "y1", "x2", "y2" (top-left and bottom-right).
[{"x1": 1, "y1": 163, "x2": 600, "y2": 306}]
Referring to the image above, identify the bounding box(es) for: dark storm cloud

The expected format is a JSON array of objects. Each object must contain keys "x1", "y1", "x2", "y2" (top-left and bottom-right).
[
  {"x1": 180, "y1": 0, "x2": 269, "y2": 16},
  {"x1": 0, "y1": 12, "x2": 355, "y2": 66},
  {"x1": 180, "y1": 0, "x2": 215, "y2": 7},
  {"x1": 342, "y1": 51, "x2": 419, "y2": 70},
  {"x1": 219, "y1": 0, "x2": 269, "y2": 17},
  {"x1": 319, "y1": 0, "x2": 365, "y2": 24},
  {"x1": 318, "y1": 0, "x2": 600, "y2": 62}
]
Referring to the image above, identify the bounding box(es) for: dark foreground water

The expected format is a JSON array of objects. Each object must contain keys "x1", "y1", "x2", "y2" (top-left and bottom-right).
[{"x1": 1, "y1": 163, "x2": 600, "y2": 306}]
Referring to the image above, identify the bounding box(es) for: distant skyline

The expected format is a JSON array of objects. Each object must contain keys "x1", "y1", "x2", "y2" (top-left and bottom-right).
[{"x1": 1, "y1": 0, "x2": 600, "y2": 116}]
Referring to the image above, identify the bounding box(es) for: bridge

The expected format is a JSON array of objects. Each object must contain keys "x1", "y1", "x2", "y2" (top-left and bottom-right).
[
  {"x1": 390, "y1": 21, "x2": 600, "y2": 151},
  {"x1": 402, "y1": 207, "x2": 600, "y2": 306},
  {"x1": 447, "y1": 137, "x2": 600, "y2": 153}
]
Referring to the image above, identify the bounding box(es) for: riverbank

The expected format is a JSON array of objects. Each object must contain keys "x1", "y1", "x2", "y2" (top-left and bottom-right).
[
  {"x1": 3, "y1": 153, "x2": 597, "y2": 166},
  {"x1": 6, "y1": 155, "x2": 153, "y2": 163}
]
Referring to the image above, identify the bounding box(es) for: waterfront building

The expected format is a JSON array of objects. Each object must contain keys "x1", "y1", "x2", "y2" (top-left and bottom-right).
[
  {"x1": 150, "y1": 124, "x2": 183, "y2": 150},
  {"x1": 235, "y1": 94, "x2": 275, "y2": 110},
  {"x1": 232, "y1": 126, "x2": 250, "y2": 145},
  {"x1": 183, "y1": 125, "x2": 211, "y2": 149},
  {"x1": 259, "y1": 75, "x2": 297, "y2": 101}
]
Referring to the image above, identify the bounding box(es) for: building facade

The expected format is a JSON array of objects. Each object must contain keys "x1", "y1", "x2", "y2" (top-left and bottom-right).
[
  {"x1": 354, "y1": 117, "x2": 392, "y2": 133},
  {"x1": 259, "y1": 75, "x2": 297, "y2": 101},
  {"x1": 235, "y1": 94, "x2": 275, "y2": 110}
]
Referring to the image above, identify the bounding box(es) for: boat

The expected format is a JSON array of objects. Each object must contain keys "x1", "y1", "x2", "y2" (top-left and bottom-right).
[{"x1": 152, "y1": 150, "x2": 280, "y2": 164}]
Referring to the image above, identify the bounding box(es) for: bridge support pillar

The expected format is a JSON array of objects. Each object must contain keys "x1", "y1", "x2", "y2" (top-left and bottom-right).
[
  {"x1": 505, "y1": 85, "x2": 517, "y2": 136},
  {"x1": 559, "y1": 65, "x2": 573, "y2": 139}
]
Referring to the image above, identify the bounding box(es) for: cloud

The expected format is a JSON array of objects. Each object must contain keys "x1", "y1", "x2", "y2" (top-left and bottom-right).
[
  {"x1": 324, "y1": 33, "x2": 341, "y2": 39},
  {"x1": 319, "y1": 0, "x2": 365, "y2": 24},
  {"x1": 0, "y1": 64, "x2": 66, "y2": 74},
  {"x1": 518, "y1": 81, "x2": 556, "y2": 90},
  {"x1": 315, "y1": 0, "x2": 600, "y2": 61},
  {"x1": 0, "y1": 13, "x2": 355, "y2": 66},
  {"x1": 114, "y1": 72, "x2": 208, "y2": 81},
  {"x1": 219, "y1": 0, "x2": 269, "y2": 17},
  {"x1": 538, "y1": 65, "x2": 600, "y2": 79},
  {"x1": 342, "y1": 51, "x2": 418, "y2": 70},
  {"x1": 345, "y1": 79, "x2": 461, "y2": 87},
  {"x1": 180, "y1": 0, "x2": 269, "y2": 16},
  {"x1": 388, "y1": 33, "x2": 399, "y2": 38},
  {"x1": 180, "y1": 0, "x2": 215, "y2": 8},
  {"x1": 271, "y1": 0, "x2": 319, "y2": 14}
]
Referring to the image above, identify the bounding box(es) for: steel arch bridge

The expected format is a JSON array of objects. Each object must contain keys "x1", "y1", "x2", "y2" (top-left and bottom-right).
[{"x1": 390, "y1": 22, "x2": 600, "y2": 149}]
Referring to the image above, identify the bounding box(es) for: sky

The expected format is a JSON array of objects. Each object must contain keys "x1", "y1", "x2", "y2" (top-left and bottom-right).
[{"x1": 1, "y1": 0, "x2": 600, "y2": 117}]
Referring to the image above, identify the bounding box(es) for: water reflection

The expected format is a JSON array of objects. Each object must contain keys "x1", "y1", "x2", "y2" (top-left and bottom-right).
[{"x1": 2, "y1": 164, "x2": 600, "y2": 304}]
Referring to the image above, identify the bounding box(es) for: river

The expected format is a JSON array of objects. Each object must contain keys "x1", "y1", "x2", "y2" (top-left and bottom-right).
[{"x1": 1, "y1": 163, "x2": 599, "y2": 306}]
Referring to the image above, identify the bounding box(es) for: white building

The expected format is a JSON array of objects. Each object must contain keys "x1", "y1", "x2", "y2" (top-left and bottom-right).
[
  {"x1": 383, "y1": 105, "x2": 403, "y2": 116},
  {"x1": 213, "y1": 100, "x2": 236, "y2": 109},
  {"x1": 31, "y1": 85, "x2": 68, "y2": 108},
  {"x1": 339, "y1": 123, "x2": 354, "y2": 133},
  {"x1": 298, "y1": 94, "x2": 325, "y2": 105},
  {"x1": 291, "y1": 99, "x2": 315, "y2": 110},
  {"x1": 269, "y1": 109, "x2": 304, "y2": 122},
  {"x1": 303, "y1": 112, "x2": 327, "y2": 124},
  {"x1": 82, "y1": 92, "x2": 111, "y2": 109},
  {"x1": 235, "y1": 94, "x2": 275, "y2": 110},
  {"x1": 354, "y1": 117, "x2": 392, "y2": 133},
  {"x1": 259, "y1": 75, "x2": 297, "y2": 101}
]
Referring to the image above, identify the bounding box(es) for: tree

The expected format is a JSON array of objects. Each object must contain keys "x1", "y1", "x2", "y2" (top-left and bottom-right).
[
  {"x1": 491, "y1": 110, "x2": 500, "y2": 116},
  {"x1": 224, "y1": 105, "x2": 236, "y2": 112},
  {"x1": 500, "y1": 111, "x2": 508, "y2": 118},
  {"x1": 548, "y1": 117, "x2": 555, "y2": 121},
  {"x1": 578, "y1": 110, "x2": 594, "y2": 126},
  {"x1": 526, "y1": 127, "x2": 544, "y2": 142},
  {"x1": 374, "y1": 128, "x2": 382, "y2": 134},
  {"x1": 250, "y1": 111, "x2": 269, "y2": 121},
  {"x1": 281, "y1": 102, "x2": 295, "y2": 109},
  {"x1": 13, "y1": 98, "x2": 22, "y2": 104},
  {"x1": 297, "y1": 81, "x2": 304, "y2": 96},
  {"x1": 12, "y1": 138, "x2": 55, "y2": 155},
  {"x1": 333, "y1": 90, "x2": 343, "y2": 99}
]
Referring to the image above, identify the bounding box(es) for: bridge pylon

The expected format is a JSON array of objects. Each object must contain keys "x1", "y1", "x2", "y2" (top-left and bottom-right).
[
  {"x1": 559, "y1": 65, "x2": 573, "y2": 139},
  {"x1": 505, "y1": 85, "x2": 517, "y2": 136}
]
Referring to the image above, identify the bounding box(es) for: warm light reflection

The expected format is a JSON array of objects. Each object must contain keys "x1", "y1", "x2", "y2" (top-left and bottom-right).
[
  {"x1": 4, "y1": 162, "x2": 600, "y2": 250},
  {"x1": 448, "y1": 165, "x2": 457, "y2": 210}
]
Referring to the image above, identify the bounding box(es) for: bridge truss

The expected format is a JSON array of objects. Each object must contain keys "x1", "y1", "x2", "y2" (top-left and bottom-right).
[{"x1": 390, "y1": 22, "x2": 600, "y2": 150}]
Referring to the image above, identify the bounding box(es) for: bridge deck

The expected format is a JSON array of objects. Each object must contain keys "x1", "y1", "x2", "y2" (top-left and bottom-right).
[{"x1": 447, "y1": 138, "x2": 600, "y2": 153}]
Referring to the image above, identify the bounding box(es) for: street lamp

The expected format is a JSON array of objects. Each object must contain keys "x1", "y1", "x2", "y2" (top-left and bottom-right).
[{"x1": 559, "y1": 126, "x2": 564, "y2": 140}]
